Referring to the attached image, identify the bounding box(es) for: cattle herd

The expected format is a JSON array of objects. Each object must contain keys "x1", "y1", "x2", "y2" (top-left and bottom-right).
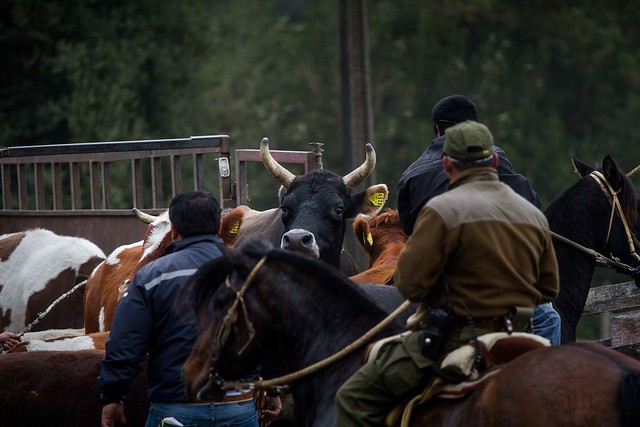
[{"x1": 0, "y1": 140, "x2": 397, "y2": 427}]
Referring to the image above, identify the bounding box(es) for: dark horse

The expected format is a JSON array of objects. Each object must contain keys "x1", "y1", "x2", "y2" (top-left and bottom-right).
[
  {"x1": 183, "y1": 238, "x2": 640, "y2": 427},
  {"x1": 546, "y1": 155, "x2": 640, "y2": 343}
]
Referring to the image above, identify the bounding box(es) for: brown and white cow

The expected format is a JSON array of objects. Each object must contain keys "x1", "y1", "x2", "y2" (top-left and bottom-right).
[
  {"x1": 83, "y1": 240, "x2": 144, "y2": 333},
  {"x1": 0, "y1": 229, "x2": 105, "y2": 333},
  {"x1": 83, "y1": 209, "x2": 244, "y2": 333},
  {"x1": 0, "y1": 350, "x2": 148, "y2": 427},
  {"x1": 8, "y1": 330, "x2": 109, "y2": 353},
  {"x1": 349, "y1": 209, "x2": 408, "y2": 285}
]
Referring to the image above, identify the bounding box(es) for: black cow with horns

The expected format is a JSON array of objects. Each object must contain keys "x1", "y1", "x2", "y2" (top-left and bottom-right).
[{"x1": 227, "y1": 137, "x2": 389, "y2": 273}]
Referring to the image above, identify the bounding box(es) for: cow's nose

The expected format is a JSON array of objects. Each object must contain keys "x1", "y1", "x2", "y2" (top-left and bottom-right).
[{"x1": 281, "y1": 229, "x2": 320, "y2": 258}]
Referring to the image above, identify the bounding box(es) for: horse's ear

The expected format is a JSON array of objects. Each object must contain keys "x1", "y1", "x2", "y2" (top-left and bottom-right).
[
  {"x1": 602, "y1": 155, "x2": 623, "y2": 190},
  {"x1": 571, "y1": 155, "x2": 594, "y2": 177}
]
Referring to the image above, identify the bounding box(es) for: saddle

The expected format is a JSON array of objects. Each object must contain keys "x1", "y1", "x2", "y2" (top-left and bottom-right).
[{"x1": 385, "y1": 332, "x2": 549, "y2": 427}]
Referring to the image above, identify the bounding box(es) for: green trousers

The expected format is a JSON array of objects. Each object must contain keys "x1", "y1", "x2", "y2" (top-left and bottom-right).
[{"x1": 335, "y1": 324, "x2": 503, "y2": 427}]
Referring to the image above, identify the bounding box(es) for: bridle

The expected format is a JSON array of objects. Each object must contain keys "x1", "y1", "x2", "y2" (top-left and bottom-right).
[
  {"x1": 551, "y1": 170, "x2": 640, "y2": 275},
  {"x1": 589, "y1": 170, "x2": 640, "y2": 263},
  {"x1": 195, "y1": 257, "x2": 267, "y2": 399},
  {"x1": 195, "y1": 255, "x2": 412, "y2": 399}
]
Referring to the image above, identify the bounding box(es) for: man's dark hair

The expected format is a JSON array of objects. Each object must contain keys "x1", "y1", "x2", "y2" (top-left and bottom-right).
[
  {"x1": 431, "y1": 95, "x2": 478, "y2": 132},
  {"x1": 169, "y1": 191, "x2": 221, "y2": 237}
]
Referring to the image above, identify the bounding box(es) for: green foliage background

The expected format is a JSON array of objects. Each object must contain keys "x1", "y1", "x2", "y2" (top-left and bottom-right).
[{"x1": 2, "y1": 0, "x2": 639, "y2": 338}]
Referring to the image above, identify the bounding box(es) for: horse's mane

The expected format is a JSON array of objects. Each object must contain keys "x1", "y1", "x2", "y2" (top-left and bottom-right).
[
  {"x1": 257, "y1": 243, "x2": 387, "y2": 311},
  {"x1": 185, "y1": 243, "x2": 251, "y2": 324},
  {"x1": 186, "y1": 236, "x2": 389, "y2": 323}
]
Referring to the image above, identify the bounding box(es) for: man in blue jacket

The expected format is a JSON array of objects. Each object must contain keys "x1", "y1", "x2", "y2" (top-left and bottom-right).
[
  {"x1": 99, "y1": 191, "x2": 280, "y2": 427},
  {"x1": 396, "y1": 95, "x2": 560, "y2": 345}
]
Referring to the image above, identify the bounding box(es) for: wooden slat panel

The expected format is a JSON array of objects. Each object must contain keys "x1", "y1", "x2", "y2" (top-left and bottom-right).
[
  {"x1": 611, "y1": 311, "x2": 640, "y2": 347},
  {"x1": 235, "y1": 155, "x2": 249, "y2": 206},
  {"x1": 70, "y1": 162, "x2": 82, "y2": 209},
  {"x1": 1, "y1": 135, "x2": 228, "y2": 157},
  {"x1": 171, "y1": 155, "x2": 183, "y2": 198},
  {"x1": 35, "y1": 164, "x2": 45, "y2": 210},
  {"x1": 0, "y1": 134, "x2": 234, "y2": 212},
  {"x1": 102, "y1": 162, "x2": 112, "y2": 210},
  {"x1": 52, "y1": 163, "x2": 63, "y2": 210},
  {"x1": 193, "y1": 154, "x2": 204, "y2": 191},
  {"x1": 151, "y1": 157, "x2": 163, "y2": 208},
  {"x1": 90, "y1": 162, "x2": 101, "y2": 210},
  {"x1": 0, "y1": 210, "x2": 162, "y2": 255},
  {"x1": 218, "y1": 156, "x2": 233, "y2": 208},
  {"x1": 583, "y1": 281, "x2": 640, "y2": 315},
  {"x1": 131, "y1": 159, "x2": 143, "y2": 209},
  {"x1": 1, "y1": 164, "x2": 12, "y2": 209},
  {"x1": 17, "y1": 164, "x2": 27, "y2": 209},
  {"x1": 218, "y1": 136, "x2": 234, "y2": 208},
  {"x1": 0, "y1": 146, "x2": 226, "y2": 165}
]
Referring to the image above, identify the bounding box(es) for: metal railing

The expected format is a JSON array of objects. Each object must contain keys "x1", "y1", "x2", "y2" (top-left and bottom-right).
[
  {"x1": 0, "y1": 135, "x2": 233, "y2": 211},
  {"x1": 0, "y1": 135, "x2": 232, "y2": 253}
]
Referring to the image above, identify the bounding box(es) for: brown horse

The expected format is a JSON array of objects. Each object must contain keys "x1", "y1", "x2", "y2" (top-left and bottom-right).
[{"x1": 183, "y1": 238, "x2": 640, "y2": 427}]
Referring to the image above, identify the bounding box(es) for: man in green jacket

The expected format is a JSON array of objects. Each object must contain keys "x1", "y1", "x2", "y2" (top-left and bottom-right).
[{"x1": 335, "y1": 121, "x2": 559, "y2": 426}]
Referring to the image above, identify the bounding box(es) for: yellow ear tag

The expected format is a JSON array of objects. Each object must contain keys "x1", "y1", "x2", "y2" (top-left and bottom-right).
[
  {"x1": 369, "y1": 192, "x2": 385, "y2": 207},
  {"x1": 229, "y1": 220, "x2": 240, "y2": 234},
  {"x1": 366, "y1": 231, "x2": 373, "y2": 246}
]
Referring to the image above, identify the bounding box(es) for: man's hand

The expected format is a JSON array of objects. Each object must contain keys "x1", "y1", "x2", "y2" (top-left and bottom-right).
[
  {"x1": 259, "y1": 396, "x2": 282, "y2": 426},
  {"x1": 0, "y1": 331, "x2": 20, "y2": 352},
  {"x1": 102, "y1": 402, "x2": 126, "y2": 427}
]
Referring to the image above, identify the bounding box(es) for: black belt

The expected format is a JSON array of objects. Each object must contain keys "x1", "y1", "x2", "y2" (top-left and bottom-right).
[{"x1": 451, "y1": 315, "x2": 511, "y2": 332}]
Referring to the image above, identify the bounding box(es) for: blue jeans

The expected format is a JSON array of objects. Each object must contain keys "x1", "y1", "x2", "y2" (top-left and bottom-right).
[
  {"x1": 144, "y1": 400, "x2": 258, "y2": 427},
  {"x1": 532, "y1": 303, "x2": 561, "y2": 345}
]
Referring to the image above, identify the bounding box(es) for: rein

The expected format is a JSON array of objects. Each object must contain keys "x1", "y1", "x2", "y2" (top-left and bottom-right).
[
  {"x1": 550, "y1": 170, "x2": 640, "y2": 276},
  {"x1": 222, "y1": 299, "x2": 412, "y2": 392},
  {"x1": 200, "y1": 256, "x2": 412, "y2": 396}
]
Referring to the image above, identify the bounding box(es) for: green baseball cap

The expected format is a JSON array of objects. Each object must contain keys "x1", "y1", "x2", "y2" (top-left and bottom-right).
[{"x1": 443, "y1": 120, "x2": 494, "y2": 162}]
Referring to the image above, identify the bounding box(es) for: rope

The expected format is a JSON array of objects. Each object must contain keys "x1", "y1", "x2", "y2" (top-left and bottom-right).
[
  {"x1": 550, "y1": 230, "x2": 639, "y2": 274},
  {"x1": 18, "y1": 279, "x2": 88, "y2": 336},
  {"x1": 219, "y1": 299, "x2": 413, "y2": 391}
]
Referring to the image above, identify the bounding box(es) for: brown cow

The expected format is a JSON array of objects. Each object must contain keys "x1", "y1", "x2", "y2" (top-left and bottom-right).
[
  {"x1": 83, "y1": 209, "x2": 243, "y2": 333},
  {"x1": 0, "y1": 350, "x2": 148, "y2": 427},
  {"x1": 349, "y1": 209, "x2": 408, "y2": 285},
  {"x1": 0, "y1": 229, "x2": 105, "y2": 332}
]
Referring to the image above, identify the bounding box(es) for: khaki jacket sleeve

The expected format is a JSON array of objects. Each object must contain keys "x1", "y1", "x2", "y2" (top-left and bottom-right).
[
  {"x1": 536, "y1": 233, "x2": 560, "y2": 303},
  {"x1": 394, "y1": 206, "x2": 449, "y2": 302}
]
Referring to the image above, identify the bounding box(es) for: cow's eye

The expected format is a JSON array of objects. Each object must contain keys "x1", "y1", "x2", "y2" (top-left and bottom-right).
[
  {"x1": 335, "y1": 206, "x2": 344, "y2": 216},
  {"x1": 281, "y1": 205, "x2": 289, "y2": 217}
]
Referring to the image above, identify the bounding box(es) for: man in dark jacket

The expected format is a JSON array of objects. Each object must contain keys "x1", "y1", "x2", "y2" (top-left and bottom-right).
[
  {"x1": 397, "y1": 95, "x2": 541, "y2": 237},
  {"x1": 396, "y1": 95, "x2": 559, "y2": 346},
  {"x1": 99, "y1": 191, "x2": 280, "y2": 427}
]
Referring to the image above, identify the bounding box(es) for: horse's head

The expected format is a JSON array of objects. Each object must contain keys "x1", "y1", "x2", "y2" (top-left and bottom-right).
[
  {"x1": 183, "y1": 237, "x2": 278, "y2": 401},
  {"x1": 573, "y1": 154, "x2": 640, "y2": 284}
]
